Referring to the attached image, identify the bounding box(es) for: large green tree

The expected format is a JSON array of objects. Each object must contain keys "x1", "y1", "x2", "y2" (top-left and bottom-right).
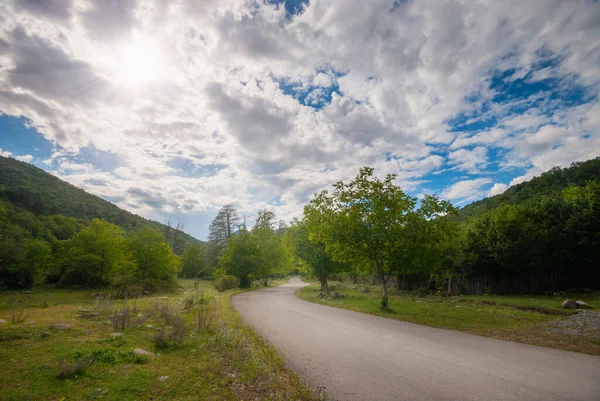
[
  {"x1": 305, "y1": 167, "x2": 454, "y2": 307},
  {"x1": 218, "y1": 227, "x2": 262, "y2": 288},
  {"x1": 66, "y1": 219, "x2": 132, "y2": 286},
  {"x1": 128, "y1": 227, "x2": 178, "y2": 282}
]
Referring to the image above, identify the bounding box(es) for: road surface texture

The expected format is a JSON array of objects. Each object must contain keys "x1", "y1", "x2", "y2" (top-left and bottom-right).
[{"x1": 232, "y1": 278, "x2": 600, "y2": 401}]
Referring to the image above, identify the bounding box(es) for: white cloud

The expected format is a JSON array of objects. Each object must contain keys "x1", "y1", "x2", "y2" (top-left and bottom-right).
[
  {"x1": 15, "y1": 154, "x2": 33, "y2": 162},
  {"x1": 489, "y1": 183, "x2": 509, "y2": 196},
  {"x1": 0, "y1": 0, "x2": 598, "y2": 238},
  {"x1": 0, "y1": 148, "x2": 12, "y2": 157},
  {"x1": 442, "y1": 178, "x2": 492, "y2": 202}
]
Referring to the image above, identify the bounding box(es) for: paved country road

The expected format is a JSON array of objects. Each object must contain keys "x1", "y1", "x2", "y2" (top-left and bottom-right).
[{"x1": 232, "y1": 278, "x2": 600, "y2": 401}]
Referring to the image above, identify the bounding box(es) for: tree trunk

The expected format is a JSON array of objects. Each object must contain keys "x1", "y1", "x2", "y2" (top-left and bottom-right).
[
  {"x1": 319, "y1": 276, "x2": 330, "y2": 295},
  {"x1": 381, "y1": 277, "x2": 389, "y2": 308},
  {"x1": 376, "y1": 259, "x2": 388, "y2": 308},
  {"x1": 264, "y1": 275, "x2": 268, "y2": 286},
  {"x1": 447, "y1": 275, "x2": 452, "y2": 297}
]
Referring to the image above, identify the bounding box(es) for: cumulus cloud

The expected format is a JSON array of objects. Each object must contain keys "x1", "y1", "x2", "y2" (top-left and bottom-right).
[
  {"x1": 15, "y1": 154, "x2": 33, "y2": 162},
  {"x1": 442, "y1": 178, "x2": 493, "y2": 202},
  {"x1": 489, "y1": 183, "x2": 509, "y2": 197},
  {"x1": 0, "y1": 0, "x2": 598, "y2": 238}
]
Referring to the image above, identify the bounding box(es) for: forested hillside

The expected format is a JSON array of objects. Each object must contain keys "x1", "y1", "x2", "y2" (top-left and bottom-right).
[
  {"x1": 0, "y1": 156, "x2": 204, "y2": 290},
  {"x1": 0, "y1": 156, "x2": 202, "y2": 251},
  {"x1": 456, "y1": 157, "x2": 600, "y2": 221}
]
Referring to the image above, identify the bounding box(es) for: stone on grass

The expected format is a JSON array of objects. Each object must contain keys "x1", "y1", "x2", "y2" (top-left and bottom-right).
[
  {"x1": 49, "y1": 323, "x2": 71, "y2": 330},
  {"x1": 562, "y1": 299, "x2": 577, "y2": 309},
  {"x1": 146, "y1": 324, "x2": 153, "y2": 329},
  {"x1": 576, "y1": 300, "x2": 591, "y2": 309},
  {"x1": 134, "y1": 348, "x2": 155, "y2": 357},
  {"x1": 110, "y1": 332, "x2": 123, "y2": 337},
  {"x1": 0, "y1": 319, "x2": 7, "y2": 324},
  {"x1": 158, "y1": 375, "x2": 169, "y2": 381}
]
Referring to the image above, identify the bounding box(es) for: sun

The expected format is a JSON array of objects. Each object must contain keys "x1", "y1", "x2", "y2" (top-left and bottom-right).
[{"x1": 114, "y1": 35, "x2": 165, "y2": 87}]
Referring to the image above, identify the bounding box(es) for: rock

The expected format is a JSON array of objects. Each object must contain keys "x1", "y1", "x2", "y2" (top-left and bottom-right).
[
  {"x1": 143, "y1": 291, "x2": 149, "y2": 295},
  {"x1": 158, "y1": 375, "x2": 169, "y2": 381},
  {"x1": 576, "y1": 300, "x2": 592, "y2": 309},
  {"x1": 146, "y1": 324, "x2": 154, "y2": 329},
  {"x1": 122, "y1": 364, "x2": 131, "y2": 370},
  {"x1": 0, "y1": 319, "x2": 7, "y2": 324},
  {"x1": 49, "y1": 323, "x2": 71, "y2": 330},
  {"x1": 110, "y1": 332, "x2": 122, "y2": 337},
  {"x1": 562, "y1": 299, "x2": 577, "y2": 309},
  {"x1": 331, "y1": 291, "x2": 344, "y2": 299},
  {"x1": 41, "y1": 331, "x2": 50, "y2": 338},
  {"x1": 134, "y1": 348, "x2": 155, "y2": 356}
]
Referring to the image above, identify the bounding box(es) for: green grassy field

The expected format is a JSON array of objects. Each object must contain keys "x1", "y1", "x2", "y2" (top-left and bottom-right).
[
  {"x1": 0, "y1": 280, "x2": 316, "y2": 401},
  {"x1": 297, "y1": 282, "x2": 600, "y2": 355}
]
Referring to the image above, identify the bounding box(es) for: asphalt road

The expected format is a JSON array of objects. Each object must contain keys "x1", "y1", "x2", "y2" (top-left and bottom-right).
[{"x1": 232, "y1": 278, "x2": 600, "y2": 401}]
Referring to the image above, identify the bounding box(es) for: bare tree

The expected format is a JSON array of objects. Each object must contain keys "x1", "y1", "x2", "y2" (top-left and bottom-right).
[
  {"x1": 164, "y1": 217, "x2": 174, "y2": 246},
  {"x1": 255, "y1": 208, "x2": 276, "y2": 231},
  {"x1": 206, "y1": 204, "x2": 240, "y2": 271},
  {"x1": 173, "y1": 222, "x2": 185, "y2": 255}
]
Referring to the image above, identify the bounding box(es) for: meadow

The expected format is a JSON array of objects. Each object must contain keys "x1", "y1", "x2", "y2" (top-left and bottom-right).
[{"x1": 0, "y1": 280, "x2": 316, "y2": 401}]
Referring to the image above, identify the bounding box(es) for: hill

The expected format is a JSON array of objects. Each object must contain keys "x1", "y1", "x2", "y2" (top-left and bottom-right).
[
  {"x1": 456, "y1": 157, "x2": 600, "y2": 221},
  {"x1": 0, "y1": 155, "x2": 202, "y2": 252}
]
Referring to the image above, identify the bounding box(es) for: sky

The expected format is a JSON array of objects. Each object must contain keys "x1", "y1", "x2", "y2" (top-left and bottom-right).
[{"x1": 0, "y1": 0, "x2": 599, "y2": 240}]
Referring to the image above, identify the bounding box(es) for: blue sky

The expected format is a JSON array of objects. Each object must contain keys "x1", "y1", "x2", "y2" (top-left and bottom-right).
[{"x1": 0, "y1": 0, "x2": 599, "y2": 240}]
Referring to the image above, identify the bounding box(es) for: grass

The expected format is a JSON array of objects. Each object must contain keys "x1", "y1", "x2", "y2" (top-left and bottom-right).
[
  {"x1": 0, "y1": 279, "x2": 317, "y2": 401},
  {"x1": 297, "y1": 282, "x2": 600, "y2": 355}
]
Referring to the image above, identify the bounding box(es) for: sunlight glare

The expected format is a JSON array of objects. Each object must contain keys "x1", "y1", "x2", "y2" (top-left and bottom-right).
[{"x1": 115, "y1": 35, "x2": 164, "y2": 87}]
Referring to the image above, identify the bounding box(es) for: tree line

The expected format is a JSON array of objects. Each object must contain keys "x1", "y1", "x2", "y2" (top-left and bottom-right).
[
  {"x1": 0, "y1": 199, "x2": 188, "y2": 292},
  {"x1": 209, "y1": 163, "x2": 600, "y2": 306}
]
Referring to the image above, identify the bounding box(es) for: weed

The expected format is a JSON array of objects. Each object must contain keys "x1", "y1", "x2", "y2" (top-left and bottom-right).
[
  {"x1": 10, "y1": 298, "x2": 28, "y2": 323},
  {"x1": 57, "y1": 358, "x2": 92, "y2": 380},
  {"x1": 94, "y1": 291, "x2": 114, "y2": 316},
  {"x1": 74, "y1": 348, "x2": 147, "y2": 365},
  {"x1": 196, "y1": 298, "x2": 215, "y2": 332},
  {"x1": 109, "y1": 300, "x2": 149, "y2": 331}
]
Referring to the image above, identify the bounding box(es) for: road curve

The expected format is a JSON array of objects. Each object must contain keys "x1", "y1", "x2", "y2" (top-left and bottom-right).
[{"x1": 232, "y1": 278, "x2": 600, "y2": 401}]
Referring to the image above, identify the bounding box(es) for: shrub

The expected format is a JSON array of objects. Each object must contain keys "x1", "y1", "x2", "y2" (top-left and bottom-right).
[
  {"x1": 214, "y1": 275, "x2": 239, "y2": 292},
  {"x1": 57, "y1": 358, "x2": 92, "y2": 380},
  {"x1": 152, "y1": 303, "x2": 188, "y2": 349},
  {"x1": 109, "y1": 300, "x2": 149, "y2": 331}
]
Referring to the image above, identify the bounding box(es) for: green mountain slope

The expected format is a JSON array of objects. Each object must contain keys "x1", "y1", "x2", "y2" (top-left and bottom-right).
[
  {"x1": 0, "y1": 156, "x2": 202, "y2": 251},
  {"x1": 456, "y1": 157, "x2": 600, "y2": 221}
]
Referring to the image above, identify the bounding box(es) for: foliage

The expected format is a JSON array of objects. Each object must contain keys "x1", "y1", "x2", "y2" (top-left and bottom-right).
[
  {"x1": 456, "y1": 157, "x2": 600, "y2": 221},
  {"x1": 289, "y1": 220, "x2": 344, "y2": 294},
  {"x1": 214, "y1": 275, "x2": 240, "y2": 292},
  {"x1": 180, "y1": 243, "x2": 207, "y2": 278},
  {"x1": 218, "y1": 227, "x2": 263, "y2": 288},
  {"x1": 253, "y1": 224, "x2": 287, "y2": 285},
  {"x1": 304, "y1": 167, "x2": 455, "y2": 307}
]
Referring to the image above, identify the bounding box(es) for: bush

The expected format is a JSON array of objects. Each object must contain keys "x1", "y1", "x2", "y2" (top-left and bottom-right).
[{"x1": 214, "y1": 275, "x2": 239, "y2": 292}]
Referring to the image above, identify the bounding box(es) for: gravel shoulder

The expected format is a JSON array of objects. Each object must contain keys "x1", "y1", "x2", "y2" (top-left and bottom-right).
[{"x1": 233, "y1": 278, "x2": 600, "y2": 401}]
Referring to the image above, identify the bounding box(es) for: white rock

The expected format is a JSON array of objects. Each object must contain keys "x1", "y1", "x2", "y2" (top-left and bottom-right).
[{"x1": 134, "y1": 348, "x2": 155, "y2": 356}]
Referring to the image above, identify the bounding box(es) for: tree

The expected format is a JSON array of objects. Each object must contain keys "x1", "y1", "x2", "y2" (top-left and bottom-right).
[
  {"x1": 207, "y1": 205, "x2": 240, "y2": 269},
  {"x1": 128, "y1": 227, "x2": 177, "y2": 283},
  {"x1": 292, "y1": 219, "x2": 344, "y2": 294},
  {"x1": 255, "y1": 208, "x2": 276, "y2": 230},
  {"x1": 66, "y1": 219, "x2": 131, "y2": 286},
  {"x1": 180, "y1": 243, "x2": 206, "y2": 278},
  {"x1": 218, "y1": 227, "x2": 262, "y2": 288},
  {"x1": 254, "y1": 225, "x2": 287, "y2": 285},
  {"x1": 305, "y1": 167, "x2": 454, "y2": 308}
]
